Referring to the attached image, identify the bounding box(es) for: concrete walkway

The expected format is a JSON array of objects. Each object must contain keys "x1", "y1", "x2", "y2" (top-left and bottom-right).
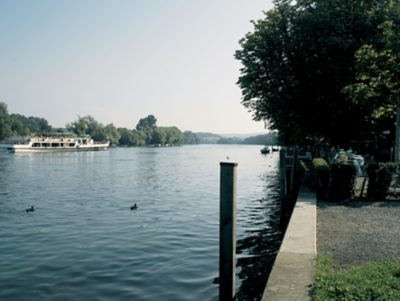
[{"x1": 261, "y1": 187, "x2": 316, "y2": 301}]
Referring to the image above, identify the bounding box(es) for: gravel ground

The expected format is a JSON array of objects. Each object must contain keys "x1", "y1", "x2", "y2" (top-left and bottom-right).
[{"x1": 317, "y1": 200, "x2": 400, "y2": 267}]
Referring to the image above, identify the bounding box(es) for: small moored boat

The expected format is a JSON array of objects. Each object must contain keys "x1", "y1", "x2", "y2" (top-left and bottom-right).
[
  {"x1": 260, "y1": 146, "x2": 270, "y2": 154},
  {"x1": 5, "y1": 136, "x2": 109, "y2": 153}
]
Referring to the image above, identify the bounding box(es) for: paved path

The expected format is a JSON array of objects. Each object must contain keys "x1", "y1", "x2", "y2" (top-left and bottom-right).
[
  {"x1": 317, "y1": 200, "x2": 400, "y2": 267},
  {"x1": 262, "y1": 187, "x2": 316, "y2": 301}
]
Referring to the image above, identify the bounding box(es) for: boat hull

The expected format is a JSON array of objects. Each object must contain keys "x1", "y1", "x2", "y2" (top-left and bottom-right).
[
  {"x1": 6, "y1": 136, "x2": 110, "y2": 153},
  {"x1": 9, "y1": 144, "x2": 109, "y2": 153}
]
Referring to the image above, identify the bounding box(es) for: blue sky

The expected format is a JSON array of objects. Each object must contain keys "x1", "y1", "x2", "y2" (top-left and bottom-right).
[{"x1": 0, "y1": 0, "x2": 273, "y2": 134}]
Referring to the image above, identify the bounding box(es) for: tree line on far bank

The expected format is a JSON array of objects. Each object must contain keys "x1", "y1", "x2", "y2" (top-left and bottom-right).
[
  {"x1": 66, "y1": 114, "x2": 188, "y2": 146},
  {"x1": 196, "y1": 132, "x2": 278, "y2": 145},
  {"x1": 0, "y1": 102, "x2": 274, "y2": 146},
  {"x1": 0, "y1": 102, "x2": 193, "y2": 146}
]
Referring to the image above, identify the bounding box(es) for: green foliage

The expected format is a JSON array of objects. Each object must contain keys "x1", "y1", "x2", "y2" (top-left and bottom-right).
[
  {"x1": 217, "y1": 137, "x2": 242, "y2": 144},
  {"x1": 236, "y1": 0, "x2": 394, "y2": 145},
  {"x1": 118, "y1": 128, "x2": 137, "y2": 146},
  {"x1": 115, "y1": 128, "x2": 146, "y2": 146},
  {"x1": 242, "y1": 133, "x2": 278, "y2": 145},
  {"x1": 344, "y1": 0, "x2": 400, "y2": 101},
  {"x1": 135, "y1": 115, "x2": 157, "y2": 131},
  {"x1": 0, "y1": 104, "x2": 184, "y2": 147},
  {"x1": 132, "y1": 129, "x2": 147, "y2": 146},
  {"x1": 193, "y1": 132, "x2": 278, "y2": 145},
  {"x1": 65, "y1": 116, "x2": 156, "y2": 146},
  {"x1": 66, "y1": 115, "x2": 95, "y2": 136},
  {"x1": 313, "y1": 158, "x2": 330, "y2": 172},
  {"x1": 66, "y1": 115, "x2": 117, "y2": 142},
  {"x1": 0, "y1": 104, "x2": 53, "y2": 138},
  {"x1": 9, "y1": 114, "x2": 52, "y2": 136},
  {"x1": 194, "y1": 132, "x2": 221, "y2": 144},
  {"x1": 182, "y1": 131, "x2": 199, "y2": 145},
  {"x1": 329, "y1": 163, "x2": 356, "y2": 201},
  {"x1": 313, "y1": 254, "x2": 400, "y2": 301},
  {"x1": 101, "y1": 124, "x2": 121, "y2": 145},
  {"x1": 150, "y1": 126, "x2": 183, "y2": 146},
  {"x1": 10, "y1": 115, "x2": 29, "y2": 136},
  {"x1": 163, "y1": 126, "x2": 183, "y2": 145},
  {"x1": 367, "y1": 162, "x2": 398, "y2": 200},
  {"x1": 0, "y1": 102, "x2": 12, "y2": 139},
  {"x1": 312, "y1": 158, "x2": 330, "y2": 200}
]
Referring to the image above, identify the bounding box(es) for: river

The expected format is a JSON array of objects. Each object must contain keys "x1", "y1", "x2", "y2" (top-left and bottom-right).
[{"x1": 0, "y1": 145, "x2": 281, "y2": 301}]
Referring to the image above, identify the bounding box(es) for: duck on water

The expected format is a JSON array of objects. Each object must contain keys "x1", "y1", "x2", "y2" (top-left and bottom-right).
[{"x1": 26, "y1": 206, "x2": 35, "y2": 213}]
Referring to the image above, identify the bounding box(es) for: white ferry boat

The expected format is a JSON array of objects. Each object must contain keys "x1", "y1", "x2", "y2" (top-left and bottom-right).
[{"x1": 5, "y1": 136, "x2": 110, "y2": 153}]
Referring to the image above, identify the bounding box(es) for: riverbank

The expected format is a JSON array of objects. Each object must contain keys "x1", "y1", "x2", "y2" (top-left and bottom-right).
[
  {"x1": 317, "y1": 200, "x2": 400, "y2": 267},
  {"x1": 314, "y1": 199, "x2": 400, "y2": 300},
  {"x1": 262, "y1": 189, "x2": 400, "y2": 300},
  {"x1": 261, "y1": 186, "x2": 316, "y2": 301}
]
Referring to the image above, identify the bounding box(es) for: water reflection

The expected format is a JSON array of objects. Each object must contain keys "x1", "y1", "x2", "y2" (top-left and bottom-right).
[
  {"x1": 235, "y1": 172, "x2": 283, "y2": 301},
  {"x1": 0, "y1": 150, "x2": 10, "y2": 199},
  {"x1": 0, "y1": 146, "x2": 280, "y2": 301}
]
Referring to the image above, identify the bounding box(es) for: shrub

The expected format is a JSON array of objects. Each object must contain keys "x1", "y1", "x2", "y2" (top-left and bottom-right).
[
  {"x1": 328, "y1": 163, "x2": 356, "y2": 201},
  {"x1": 367, "y1": 162, "x2": 398, "y2": 200},
  {"x1": 312, "y1": 158, "x2": 330, "y2": 200}
]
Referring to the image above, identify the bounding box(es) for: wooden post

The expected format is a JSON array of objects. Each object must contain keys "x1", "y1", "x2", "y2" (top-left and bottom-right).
[{"x1": 219, "y1": 162, "x2": 238, "y2": 301}]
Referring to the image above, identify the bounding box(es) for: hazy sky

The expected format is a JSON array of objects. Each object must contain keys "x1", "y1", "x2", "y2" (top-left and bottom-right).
[{"x1": 0, "y1": 0, "x2": 273, "y2": 134}]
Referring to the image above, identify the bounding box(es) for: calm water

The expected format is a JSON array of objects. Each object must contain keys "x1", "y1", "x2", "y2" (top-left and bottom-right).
[{"x1": 0, "y1": 145, "x2": 281, "y2": 301}]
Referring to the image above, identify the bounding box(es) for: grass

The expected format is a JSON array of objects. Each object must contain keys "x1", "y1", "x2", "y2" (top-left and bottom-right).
[{"x1": 312, "y1": 254, "x2": 400, "y2": 301}]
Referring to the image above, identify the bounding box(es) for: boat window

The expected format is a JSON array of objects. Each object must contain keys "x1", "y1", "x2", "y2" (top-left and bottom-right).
[
  {"x1": 42, "y1": 143, "x2": 50, "y2": 147},
  {"x1": 32, "y1": 143, "x2": 40, "y2": 147},
  {"x1": 51, "y1": 143, "x2": 60, "y2": 147},
  {"x1": 69, "y1": 143, "x2": 76, "y2": 147}
]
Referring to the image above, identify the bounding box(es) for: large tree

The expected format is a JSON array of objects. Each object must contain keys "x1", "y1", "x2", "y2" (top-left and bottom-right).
[
  {"x1": 236, "y1": 0, "x2": 389, "y2": 145},
  {"x1": 343, "y1": 1, "x2": 400, "y2": 160},
  {"x1": 136, "y1": 115, "x2": 157, "y2": 131},
  {"x1": 66, "y1": 115, "x2": 103, "y2": 137}
]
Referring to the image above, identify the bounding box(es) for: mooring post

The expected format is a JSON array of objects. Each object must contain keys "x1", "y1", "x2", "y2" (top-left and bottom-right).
[{"x1": 219, "y1": 162, "x2": 238, "y2": 301}]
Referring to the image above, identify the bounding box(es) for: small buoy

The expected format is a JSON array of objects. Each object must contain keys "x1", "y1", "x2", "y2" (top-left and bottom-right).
[
  {"x1": 26, "y1": 206, "x2": 35, "y2": 213},
  {"x1": 130, "y1": 204, "x2": 138, "y2": 210}
]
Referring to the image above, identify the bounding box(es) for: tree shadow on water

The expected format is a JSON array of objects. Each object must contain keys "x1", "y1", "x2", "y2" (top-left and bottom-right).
[{"x1": 235, "y1": 202, "x2": 283, "y2": 301}]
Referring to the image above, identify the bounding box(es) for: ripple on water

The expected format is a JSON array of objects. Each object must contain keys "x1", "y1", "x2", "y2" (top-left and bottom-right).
[{"x1": 0, "y1": 146, "x2": 280, "y2": 301}]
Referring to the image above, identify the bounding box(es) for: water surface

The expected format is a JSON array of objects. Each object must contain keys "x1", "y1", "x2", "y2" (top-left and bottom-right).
[{"x1": 0, "y1": 145, "x2": 280, "y2": 301}]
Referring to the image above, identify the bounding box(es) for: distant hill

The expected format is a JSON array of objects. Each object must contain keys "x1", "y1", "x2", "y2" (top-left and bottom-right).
[
  {"x1": 193, "y1": 132, "x2": 278, "y2": 145},
  {"x1": 194, "y1": 132, "x2": 222, "y2": 144},
  {"x1": 219, "y1": 132, "x2": 266, "y2": 139},
  {"x1": 242, "y1": 133, "x2": 278, "y2": 145}
]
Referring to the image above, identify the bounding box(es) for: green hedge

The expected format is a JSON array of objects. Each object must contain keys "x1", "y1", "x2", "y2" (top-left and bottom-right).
[
  {"x1": 367, "y1": 162, "x2": 398, "y2": 200},
  {"x1": 312, "y1": 158, "x2": 330, "y2": 200},
  {"x1": 328, "y1": 163, "x2": 356, "y2": 201}
]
